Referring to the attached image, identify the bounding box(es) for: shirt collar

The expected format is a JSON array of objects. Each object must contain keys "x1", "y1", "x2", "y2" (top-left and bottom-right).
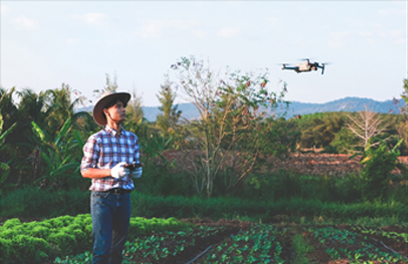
[{"x1": 104, "y1": 125, "x2": 124, "y2": 137}]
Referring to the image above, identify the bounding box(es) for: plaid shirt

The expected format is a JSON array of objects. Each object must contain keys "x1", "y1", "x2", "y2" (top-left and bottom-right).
[{"x1": 80, "y1": 125, "x2": 140, "y2": 191}]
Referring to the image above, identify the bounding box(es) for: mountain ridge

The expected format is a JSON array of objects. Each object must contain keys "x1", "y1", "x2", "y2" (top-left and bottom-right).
[
  {"x1": 142, "y1": 97, "x2": 404, "y2": 121},
  {"x1": 76, "y1": 97, "x2": 405, "y2": 122}
]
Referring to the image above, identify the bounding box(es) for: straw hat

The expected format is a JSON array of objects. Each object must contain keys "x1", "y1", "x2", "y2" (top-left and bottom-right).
[{"x1": 92, "y1": 91, "x2": 131, "y2": 126}]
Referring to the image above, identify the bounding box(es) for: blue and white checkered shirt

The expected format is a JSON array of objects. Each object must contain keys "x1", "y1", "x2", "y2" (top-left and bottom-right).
[{"x1": 80, "y1": 125, "x2": 140, "y2": 191}]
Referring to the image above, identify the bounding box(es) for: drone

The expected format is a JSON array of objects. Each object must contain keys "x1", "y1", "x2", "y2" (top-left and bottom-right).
[{"x1": 282, "y1": 59, "x2": 328, "y2": 74}]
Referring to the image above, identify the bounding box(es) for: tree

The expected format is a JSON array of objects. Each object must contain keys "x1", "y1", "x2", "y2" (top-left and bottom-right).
[
  {"x1": 346, "y1": 105, "x2": 390, "y2": 150},
  {"x1": 171, "y1": 56, "x2": 289, "y2": 197},
  {"x1": 298, "y1": 113, "x2": 345, "y2": 150},
  {"x1": 16, "y1": 88, "x2": 50, "y2": 127},
  {"x1": 156, "y1": 77, "x2": 181, "y2": 138},
  {"x1": 45, "y1": 83, "x2": 91, "y2": 137},
  {"x1": 125, "y1": 90, "x2": 144, "y2": 125},
  {"x1": 93, "y1": 72, "x2": 118, "y2": 98},
  {"x1": 358, "y1": 139, "x2": 404, "y2": 201},
  {"x1": 396, "y1": 78, "x2": 408, "y2": 148},
  {"x1": 0, "y1": 112, "x2": 17, "y2": 194},
  {"x1": 0, "y1": 88, "x2": 19, "y2": 167},
  {"x1": 31, "y1": 118, "x2": 84, "y2": 189}
]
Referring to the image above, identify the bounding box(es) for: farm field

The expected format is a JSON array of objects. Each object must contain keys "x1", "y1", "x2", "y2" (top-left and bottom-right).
[
  {"x1": 54, "y1": 218, "x2": 408, "y2": 264},
  {"x1": 161, "y1": 151, "x2": 408, "y2": 176}
]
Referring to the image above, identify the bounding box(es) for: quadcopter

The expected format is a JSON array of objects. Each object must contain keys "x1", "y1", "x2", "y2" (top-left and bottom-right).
[{"x1": 282, "y1": 59, "x2": 328, "y2": 74}]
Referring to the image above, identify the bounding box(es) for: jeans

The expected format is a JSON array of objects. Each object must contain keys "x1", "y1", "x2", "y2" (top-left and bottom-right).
[{"x1": 91, "y1": 191, "x2": 131, "y2": 264}]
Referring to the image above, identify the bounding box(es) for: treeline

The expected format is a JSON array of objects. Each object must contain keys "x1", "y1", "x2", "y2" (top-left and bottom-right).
[{"x1": 0, "y1": 57, "x2": 407, "y2": 201}]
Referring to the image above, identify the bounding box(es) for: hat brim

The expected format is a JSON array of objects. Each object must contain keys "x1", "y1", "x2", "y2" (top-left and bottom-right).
[{"x1": 93, "y1": 92, "x2": 131, "y2": 126}]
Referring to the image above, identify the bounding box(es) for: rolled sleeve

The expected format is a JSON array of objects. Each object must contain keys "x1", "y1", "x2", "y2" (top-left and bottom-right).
[{"x1": 80, "y1": 135, "x2": 100, "y2": 172}]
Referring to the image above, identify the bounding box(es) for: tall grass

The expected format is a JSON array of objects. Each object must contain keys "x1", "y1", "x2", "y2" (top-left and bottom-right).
[
  {"x1": 0, "y1": 187, "x2": 89, "y2": 219},
  {"x1": 240, "y1": 170, "x2": 407, "y2": 204},
  {"x1": 1, "y1": 170, "x2": 406, "y2": 225}
]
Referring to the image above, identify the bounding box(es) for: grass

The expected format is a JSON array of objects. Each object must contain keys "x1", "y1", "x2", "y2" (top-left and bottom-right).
[
  {"x1": 1, "y1": 186, "x2": 407, "y2": 225},
  {"x1": 292, "y1": 233, "x2": 314, "y2": 264}
]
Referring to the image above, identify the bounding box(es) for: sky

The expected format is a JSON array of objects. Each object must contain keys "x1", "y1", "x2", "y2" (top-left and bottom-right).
[{"x1": 1, "y1": 1, "x2": 407, "y2": 107}]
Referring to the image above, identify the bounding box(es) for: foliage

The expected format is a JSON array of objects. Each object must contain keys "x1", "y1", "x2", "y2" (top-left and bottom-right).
[
  {"x1": 131, "y1": 192, "x2": 408, "y2": 223},
  {"x1": 93, "y1": 72, "x2": 119, "y2": 97},
  {"x1": 357, "y1": 139, "x2": 405, "y2": 202},
  {"x1": 292, "y1": 233, "x2": 314, "y2": 264},
  {"x1": 43, "y1": 83, "x2": 90, "y2": 137},
  {"x1": 126, "y1": 89, "x2": 145, "y2": 126},
  {"x1": 0, "y1": 187, "x2": 89, "y2": 219},
  {"x1": 305, "y1": 226, "x2": 407, "y2": 263},
  {"x1": 394, "y1": 78, "x2": 408, "y2": 154},
  {"x1": 31, "y1": 118, "x2": 83, "y2": 189},
  {"x1": 0, "y1": 214, "x2": 191, "y2": 264},
  {"x1": 1, "y1": 186, "x2": 407, "y2": 226},
  {"x1": 331, "y1": 126, "x2": 361, "y2": 153},
  {"x1": 0, "y1": 113, "x2": 17, "y2": 195},
  {"x1": 298, "y1": 113, "x2": 345, "y2": 149},
  {"x1": 200, "y1": 225, "x2": 287, "y2": 263},
  {"x1": 171, "y1": 56, "x2": 289, "y2": 197},
  {"x1": 156, "y1": 76, "x2": 181, "y2": 139}
]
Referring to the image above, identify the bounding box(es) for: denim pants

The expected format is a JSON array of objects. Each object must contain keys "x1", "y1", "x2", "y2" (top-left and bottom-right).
[{"x1": 91, "y1": 191, "x2": 131, "y2": 264}]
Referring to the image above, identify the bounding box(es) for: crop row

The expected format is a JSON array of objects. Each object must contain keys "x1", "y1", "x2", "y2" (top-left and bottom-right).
[
  {"x1": 56, "y1": 224, "x2": 408, "y2": 264},
  {"x1": 349, "y1": 225, "x2": 408, "y2": 244},
  {"x1": 304, "y1": 226, "x2": 407, "y2": 263},
  {"x1": 198, "y1": 224, "x2": 288, "y2": 264},
  {"x1": 0, "y1": 214, "x2": 192, "y2": 264}
]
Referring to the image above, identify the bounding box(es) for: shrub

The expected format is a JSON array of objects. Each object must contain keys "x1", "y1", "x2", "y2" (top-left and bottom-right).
[
  {"x1": 0, "y1": 214, "x2": 192, "y2": 264},
  {"x1": 358, "y1": 140, "x2": 404, "y2": 201}
]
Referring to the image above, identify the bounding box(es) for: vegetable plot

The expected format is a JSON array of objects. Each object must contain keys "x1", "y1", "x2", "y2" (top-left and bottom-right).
[
  {"x1": 303, "y1": 226, "x2": 408, "y2": 264},
  {"x1": 1, "y1": 216, "x2": 407, "y2": 263}
]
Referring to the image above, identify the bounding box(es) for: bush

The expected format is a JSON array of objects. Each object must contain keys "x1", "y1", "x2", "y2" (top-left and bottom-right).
[
  {"x1": 358, "y1": 141, "x2": 403, "y2": 201},
  {"x1": 0, "y1": 187, "x2": 89, "y2": 219},
  {"x1": 0, "y1": 214, "x2": 191, "y2": 264}
]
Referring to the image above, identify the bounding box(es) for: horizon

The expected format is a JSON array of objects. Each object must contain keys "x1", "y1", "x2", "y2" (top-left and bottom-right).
[{"x1": 73, "y1": 96, "x2": 403, "y2": 112}]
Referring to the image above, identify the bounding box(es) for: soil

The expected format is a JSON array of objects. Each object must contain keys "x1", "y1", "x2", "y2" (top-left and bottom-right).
[
  {"x1": 2, "y1": 217, "x2": 407, "y2": 263},
  {"x1": 302, "y1": 224, "x2": 408, "y2": 264},
  {"x1": 125, "y1": 219, "x2": 408, "y2": 264},
  {"x1": 125, "y1": 218, "x2": 250, "y2": 264},
  {"x1": 161, "y1": 151, "x2": 408, "y2": 176}
]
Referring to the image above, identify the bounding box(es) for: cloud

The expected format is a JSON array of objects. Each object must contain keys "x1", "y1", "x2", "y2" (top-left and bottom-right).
[
  {"x1": 328, "y1": 31, "x2": 350, "y2": 48},
  {"x1": 363, "y1": 23, "x2": 406, "y2": 45},
  {"x1": 217, "y1": 27, "x2": 240, "y2": 38},
  {"x1": 1, "y1": 4, "x2": 10, "y2": 15},
  {"x1": 378, "y1": 8, "x2": 406, "y2": 17},
  {"x1": 137, "y1": 19, "x2": 199, "y2": 39},
  {"x1": 267, "y1": 17, "x2": 278, "y2": 25},
  {"x1": 66, "y1": 38, "x2": 80, "y2": 45},
  {"x1": 82, "y1": 13, "x2": 107, "y2": 25},
  {"x1": 191, "y1": 29, "x2": 207, "y2": 39},
  {"x1": 13, "y1": 16, "x2": 39, "y2": 30},
  {"x1": 389, "y1": 29, "x2": 406, "y2": 45}
]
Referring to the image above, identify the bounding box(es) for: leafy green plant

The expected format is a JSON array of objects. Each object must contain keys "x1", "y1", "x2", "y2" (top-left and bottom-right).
[
  {"x1": 292, "y1": 233, "x2": 314, "y2": 264},
  {"x1": 31, "y1": 118, "x2": 81, "y2": 189},
  {"x1": 171, "y1": 56, "x2": 289, "y2": 197},
  {"x1": 357, "y1": 139, "x2": 404, "y2": 201},
  {"x1": 0, "y1": 113, "x2": 17, "y2": 195},
  {"x1": 0, "y1": 214, "x2": 192, "y2": 264}
]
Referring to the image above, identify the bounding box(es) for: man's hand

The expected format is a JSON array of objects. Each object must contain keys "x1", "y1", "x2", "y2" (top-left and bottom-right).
[
  {"x1": 111, "y1": 162, "x2": 130, "y2": 179},
  {"x1": 130, "y1": 167, "x2": 143, "y2": 178}
]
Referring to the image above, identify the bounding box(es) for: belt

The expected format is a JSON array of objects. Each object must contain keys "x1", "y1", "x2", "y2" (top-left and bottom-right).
[{"x1": 107, "y1": 188, "x2": 132, "y2": 195}]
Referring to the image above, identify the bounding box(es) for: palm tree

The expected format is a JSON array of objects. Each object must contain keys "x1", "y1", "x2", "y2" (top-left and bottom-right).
[
  {"x1": 16, "y1": 88, "x2": 51, "y2": 127},
  {"x1": 45, "y1": 83, "x2": 91, "y2": 136}
]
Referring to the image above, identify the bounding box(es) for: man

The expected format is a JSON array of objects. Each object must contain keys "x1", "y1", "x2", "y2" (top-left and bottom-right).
[{"x1": 80, "y1": 91, "x2": 142, "y2": 264}]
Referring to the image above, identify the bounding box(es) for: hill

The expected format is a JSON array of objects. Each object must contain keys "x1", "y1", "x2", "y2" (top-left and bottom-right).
[
  {"x1": 76, "y1": 97, "x2": 404, "y2": 122},
  {"x1": 142, "y1": 97, "x2": 404, "y2": 122}
]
